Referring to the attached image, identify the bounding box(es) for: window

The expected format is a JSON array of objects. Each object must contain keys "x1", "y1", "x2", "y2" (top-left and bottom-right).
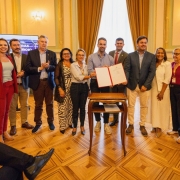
[{"x1": 94, "y1": 0, "x2": 134, "y2": 53}]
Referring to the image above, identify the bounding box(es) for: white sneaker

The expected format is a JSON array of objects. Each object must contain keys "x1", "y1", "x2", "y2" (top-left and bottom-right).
[
  {"x1": 104, "y1": 123, "x2": 112, "y2": 135},
  {"x1": 167, "y1": 130, "x2": 178, "y2": 135},
  {"x1": 94, "y1": 122, "x2": 101, "y2": 132},
  {"x1": 176, "y1": 136, "x2": 180, "y2": 144}
]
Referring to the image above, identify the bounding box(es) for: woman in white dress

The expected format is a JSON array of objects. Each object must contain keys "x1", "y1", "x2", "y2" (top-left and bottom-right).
[{"x1": 151, "y1": 47, "x2": 172, "y2": 137}]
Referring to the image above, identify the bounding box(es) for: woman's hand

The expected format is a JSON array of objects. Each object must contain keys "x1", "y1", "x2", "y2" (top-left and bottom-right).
[
  {"x1": 157, "y1": 92, "x2": 164, "y2": 101},
  {"x1": 58, "y1": 88, "x2": 65, "y2": 97}
]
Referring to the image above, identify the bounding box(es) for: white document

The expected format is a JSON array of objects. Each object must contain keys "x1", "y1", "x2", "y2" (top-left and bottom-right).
[
  {"x1": 108, "y1": 63, "x2": 127, "y2": 85},
  {"x1": 95, "y1": 67, "x2": 112, "y2": 87},
  {"x1": 104, "y1": 104, "x2": 119, "y2": 112},
  {"x1": 95, "y1": 63, "x2": 127, "y2": 87}
]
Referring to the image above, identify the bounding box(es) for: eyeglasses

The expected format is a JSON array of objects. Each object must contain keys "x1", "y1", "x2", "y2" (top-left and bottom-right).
[
  {"x1": 172, "y1": 53, "x2": 180, "y2": 56},
  {"x1": 63, "y1": 53, "x2": 70, "y2": 55},
  {"x1": 77, "y1": 54, "x2": 85, "y2": 56}
]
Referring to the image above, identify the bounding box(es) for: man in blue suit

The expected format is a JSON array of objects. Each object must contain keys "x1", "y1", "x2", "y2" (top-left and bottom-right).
[
  {"x1": 124, "y1": 36, "x2": 156, "y2": 136},
  {"x1": 26, "y1": 35, "x2": 57, "y2": 133}
]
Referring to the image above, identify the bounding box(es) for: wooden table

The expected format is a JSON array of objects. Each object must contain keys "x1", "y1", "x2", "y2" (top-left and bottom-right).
[{"x1": 88, "y1": 93, "x2": 127, "y2": 156}]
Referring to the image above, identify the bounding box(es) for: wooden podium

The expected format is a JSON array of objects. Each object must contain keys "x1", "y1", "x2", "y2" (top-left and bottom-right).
[{"x1": 88, "y1": 93, "x2": 127, "y2": 156}]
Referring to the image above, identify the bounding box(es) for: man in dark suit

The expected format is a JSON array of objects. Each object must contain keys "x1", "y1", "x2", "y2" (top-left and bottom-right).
[
  {"x1": 0, "y1": 142, "x2": 54, "y2": 180},
  {"x1": 26, "y1": 35, "x2": 57, "y2": 133},
  {"x1": 109, "y1": 38, "x2": 128, "y2": 126},
  {"x1": 9, "y1": 39, "x2": 34, "y2": 135},
  {"x1": 124, "y1": 36, "x2": 156, "y2": 136}
]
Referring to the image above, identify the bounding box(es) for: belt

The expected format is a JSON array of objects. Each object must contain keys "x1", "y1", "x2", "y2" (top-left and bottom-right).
[
  {"x1": 17, "y1": 83, "x2": 22, "y2": 85},
  {"x1": 170, "y1": 84, "x2": 180, "y2": 87},
  {"x1": 40, "y1": 78, "x2": 48, "y2": 81},
  {"x1": 72, "y1": 82, "x2": 87, "y2": 85}
]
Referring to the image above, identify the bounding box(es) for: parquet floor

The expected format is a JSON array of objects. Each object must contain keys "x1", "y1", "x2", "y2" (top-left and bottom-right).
[{"x1": 5, "y1": 95, "x2": 180, "y2": 180}]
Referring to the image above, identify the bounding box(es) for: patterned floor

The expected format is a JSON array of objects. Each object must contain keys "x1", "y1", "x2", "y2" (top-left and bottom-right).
[{"x1": 5, "y1": 95, "x2": 180, "y2": 180}]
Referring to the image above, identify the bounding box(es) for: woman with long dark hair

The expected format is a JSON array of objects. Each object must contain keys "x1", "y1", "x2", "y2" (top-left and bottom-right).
[
  {"x1": 150, "y1": 47, "x2": 171, "y2": 137},
  {"x1": 54, "y1": 48, "x2": 73, "y2": 134}
]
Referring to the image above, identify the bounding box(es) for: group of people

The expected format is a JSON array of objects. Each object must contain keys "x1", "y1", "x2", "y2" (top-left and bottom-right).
[{"x1": 0, "y1": 34, "x2": 180, "y2": 144}]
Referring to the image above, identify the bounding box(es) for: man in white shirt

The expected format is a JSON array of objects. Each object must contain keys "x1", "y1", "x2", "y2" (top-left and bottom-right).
[{"x1": 9, "y1": 39, "x2": 34, "y2": 135}]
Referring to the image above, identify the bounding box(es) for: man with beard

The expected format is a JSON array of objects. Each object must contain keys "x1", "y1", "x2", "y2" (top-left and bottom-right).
[
  {"x1": 109, "y1": 38, "x2": 128, "y2": 126},
  {"x1": 124, "y1": 36, "x2": 156, "y2": 136},
  {"x1": 87, "y1": 37, "x2": 114, "y2": 134},
  {"x1": 9, "y1": 39, "x2": 34, "y2": 135}
]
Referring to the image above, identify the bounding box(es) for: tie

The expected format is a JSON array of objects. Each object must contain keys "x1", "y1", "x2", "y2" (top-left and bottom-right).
[{"x1": 114, "y1": 52, "x2": 119, "y2": 64}]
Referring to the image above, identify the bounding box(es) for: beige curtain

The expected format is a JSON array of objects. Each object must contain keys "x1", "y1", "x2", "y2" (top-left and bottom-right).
[
  {"x1": 77, "y1": 0, "x2": 104, "y2": 60},
  {"x1": 126, "y1": 0, "x2": 149, "y2": 49}
]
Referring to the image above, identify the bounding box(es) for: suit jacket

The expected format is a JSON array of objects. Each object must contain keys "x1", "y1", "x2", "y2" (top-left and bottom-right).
[
  {"x1": 10, "y1": 53, "x2": 29, "y2": 89},
  {"x1": 109, "y1": 50, "x2": 128, "y2": 67},
  {"x1": 0, "y1": 55, "x2": 18, "y2": 98},
  {"x1": 124, "y1": 51, "x2": 156, "y2": 90},
  {"x1": 26, "y1": 49, "x2": 57, "y2": 90}
]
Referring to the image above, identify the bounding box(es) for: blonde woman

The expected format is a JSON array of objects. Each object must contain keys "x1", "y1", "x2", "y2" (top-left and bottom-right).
[{"x1": 70, "y1": 49, "x2": 90, "y2": 136}]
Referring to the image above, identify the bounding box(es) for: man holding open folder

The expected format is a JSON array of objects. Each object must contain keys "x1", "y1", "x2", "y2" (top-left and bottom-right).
[{"x1": 87, "y1": 37, "x2": 114, "y2": 134}]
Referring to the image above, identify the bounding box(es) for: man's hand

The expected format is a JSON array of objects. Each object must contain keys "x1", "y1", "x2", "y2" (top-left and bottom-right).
[
  {"x1": 17, "y1": 71, "x2": 24, "y2": 77},
  {"x1": 90, "y1": 71, "x2": 96, "y2": 77},
  {"x1": 140, "y1": 85, "x2": 147, "y2": 92}
]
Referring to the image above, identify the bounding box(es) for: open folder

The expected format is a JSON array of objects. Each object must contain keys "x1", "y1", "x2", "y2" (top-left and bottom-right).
[{"x1": 95, "y1": 63, "x2": 127, "y2": 87}]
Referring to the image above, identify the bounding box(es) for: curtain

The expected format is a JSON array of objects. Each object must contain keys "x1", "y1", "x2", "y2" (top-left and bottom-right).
[
  {"x1": 77, "y1": 0, "x2": 104, "y2": 61},
  {"x1": 126, "y1": 0, "x2": 149, "y2": 49}
]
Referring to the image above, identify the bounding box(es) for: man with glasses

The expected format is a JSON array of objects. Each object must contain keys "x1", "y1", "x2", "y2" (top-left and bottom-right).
[
  {"x1": 168, "y1": 48, "x2": 180, "y2": 144},
  {"x1": 87, "y1": 37, "x2": 114, "y2": 134},
  {"x1": 26, "y1": 35, "x2": 57, "y2": 133}
]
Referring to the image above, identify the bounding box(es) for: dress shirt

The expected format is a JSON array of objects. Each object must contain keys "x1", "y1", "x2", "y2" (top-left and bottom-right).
[
  {"x1": 137, "y1": 51, "x2": 145, "y2": 68},
  {"x1": 39, "y1": 51, "x2": 48, "y2": 79},
  {"x1": 13, "y1": 53, "x2": 22, "y2": 83},
  {"x1": 155, "y1": 61, "x2": 171, "y2": 91},
  {"x1": 114, "y1": 50, "x2": 122, "y2": 59},
  {"x1": 70, "y1": 61, "x2": 88, "y2": 83},
  {"x1": 87, "y1": 52, "x2": 114, "y2": 79}
]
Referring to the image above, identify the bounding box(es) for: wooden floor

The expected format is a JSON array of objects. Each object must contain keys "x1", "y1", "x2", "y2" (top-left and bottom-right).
[{"x1": 5, "y1": 95, "x2": 180, "y2": 180}]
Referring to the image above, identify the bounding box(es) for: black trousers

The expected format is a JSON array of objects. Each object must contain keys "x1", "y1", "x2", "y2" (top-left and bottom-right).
[
  {"x1": 111, "y1": 84, "x2": 126, "y2": 122},
  {"x1": 33, "y1": 80, "x2": 54, "y2": 125},
  {"x1": 70, "y1": 83, "x2": 89, "y2": 128},
  {"x1": 90, "y1": 79, "x2": 110, "y2": 123},
  {"x1": 170, "y1": 85, "x2": 180, "y2": 135},
  {"x1": 0, "y1": 143, "x2": 34, "y2": 180}
]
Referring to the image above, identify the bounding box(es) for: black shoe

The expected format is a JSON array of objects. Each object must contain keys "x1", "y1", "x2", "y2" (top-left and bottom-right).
[
  {"x1": 109, "y1": 120, "x2": 119, "y2": 126},
  {"x1": 60, "y1": 130, "x2": 65, "y2": 134},
  {"x1": 10, "y1": 126, "x2": 17, "y2": 135},
  {"x1": 48, "y1": 123, "x2": 55, "y2": 131},
  {"x1": 126, "y1": 124, "x2": 134, "y2": 134},
  {"x1": 72, "y1": 131, "x2": 76, "y2": 136},
  {"x1": 24, "y1": 148, "x2": 54, "y2": 180},
  {"x1": 69, "y1": 125, "x2": 73, "y2": 128},
  {"x1": 140, "y1": 126, "x2": 148, "y2": 136},
  {"x1": 72, "y1": 128, "x2": 77, "y2": 136},
  {"x1": 81, "y1": 131, "x2": 85, "y2": 135},
  {"x1": 32, "y1": 125, "x2": 41, "y2": 133}
]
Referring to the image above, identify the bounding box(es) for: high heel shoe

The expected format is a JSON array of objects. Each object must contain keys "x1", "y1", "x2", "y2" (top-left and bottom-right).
[
  {"x1": 80, "y1": 127, "x2": 85, "y2": 135},
  {"x1": 60, "y1": 130, "x2": 65, "y2": 134},
  {"x1": 3, "y1": 131, "x2": 14, "y2": 141},
  {"x1": 69, "y1": 125, "x2": 73, "y2": 128},
  {"x1": 155, "y1": 128, "x2": 162, "y2": 138},
  {"x1": 72, "y1": 128, "x2": 77, "y2": 136}
]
